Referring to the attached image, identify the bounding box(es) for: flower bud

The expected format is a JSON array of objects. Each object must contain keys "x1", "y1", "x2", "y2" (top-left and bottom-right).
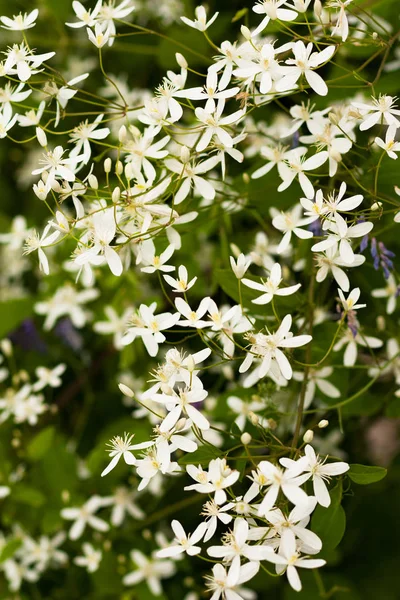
[
  {"x1": 176, "y1": 52, "x2": 188, "y2": 69},
  {"x1": 115, "y1": 160, "x2": 123, "y2": 175},
  {"x1": 175, "y1": 417, "x2": 186, "y2": 431},
  {"x1": 377, "y1": 315, "x2": 386, "y2": 331},
  {"x1": 186, "y1": 355, "x2": 195, "y2": 372},
  {"x1": 118, "y1": 125, "x2": 127, "y2": 143},
  {"x1": 318, "y1": 419, "x2": 329, "y2": 429},
  {"x1": 180, "y1": 145, "x2": 191, "y2": 164},
  {"x1": 61, "y1": 490, "x2": 70, "y2": 503},
  {"x1": 104, "y1": 157, "x2": 112, "y2": 173},
  {"x1": 314, "y1": 0, "x2": 322, "y2": 18},
  {"x1": 36, "y1": 126, "x2": 47, "y2": 147},
  {"x1": 112, "y1": 187, "x2": 121, "y2": 203},
  {"x1": 0, "y1": 339, "x2": 12, "y2": 356},
  {"x1": 303, "y1": 429, "x2": 314, "y2": 443},
  {"x1": 248, "y1": 411, "x2": 259, "y2": 426},
  {"x1": 88, "y1": 174, "x2": 98, "y2": 189},
  {"x1": 125, "y1": 163, "x2": 133, "y2": 181},
  {"x1": 241, "y1": 432, "x2": 252, "y2": 445},
  {"x1": 118, "y1": 383, "x2": 135, "y2": 398},
  {"x1": 33, "y1": 180, "x2": 48, "y2": 201},
  {"x1": 240, "y1": 25, "x2": 252, "y2": 40},
  {"x1": 51, "y1": 180, "x2": 61, "y2": 193},
  {"x1": 371, "y1": 201, "x2": 382, "y2": 211}
]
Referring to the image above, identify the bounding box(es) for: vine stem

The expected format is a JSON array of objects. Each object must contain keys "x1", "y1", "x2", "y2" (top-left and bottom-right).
[{"x1": 291, "y1": 266, "x2": 315, "y2": 450}]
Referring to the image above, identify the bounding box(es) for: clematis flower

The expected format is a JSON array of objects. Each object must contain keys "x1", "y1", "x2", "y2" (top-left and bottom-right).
[
  {"x1": 101, "y1": 433, "x2": 154, "y2": 477},
  {"x1": 180, "y1": 5, "x2": 219, "y2": 32}
]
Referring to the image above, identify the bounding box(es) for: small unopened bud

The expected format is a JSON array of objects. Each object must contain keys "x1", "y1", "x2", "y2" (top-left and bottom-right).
[
  {"x1": 314, "y1": 0, "x2": 322, "y2": 18},
  {"x1": 104, "y1": 157, "x2": 112, "y2": 173},
  {"x1": 303, "y1": 429, "x2": 314, "y2": 443},
  {"x1": 112, "y1": 187, "x2": 121, "y2": 203},
  {"x1": 377, "y1": 315, "x2": 386, "y2": 331},
  {"x1": 142, "y1": 529, "x2": 152, "y2": 540},
  {"x1": 0, "y1": 339, "x2": 12, "y2": 356},
  {"x1": 267, "y1": 418, "x2": 277, "y2": 430},
  {"x1": 371, "y1": 201, "x2": 382, "y2": 211},
  {"x1": 36, "y1": 127, "x2": 47, "y2": 147},
  {"x1": 176, "y1": 52, "x2": 188, "y2": 69},
  {"x1": 240, "y1": 25, "x2": 252, "y2": 40},
  {"x1": 242, "y1": 172, "x2": 250, "y2": 184},
  {"x1": 88, "y1": 174, "x2": 98, "y2": 189},
  {"x1": 18, "y1": 369, "x2": 29, "y2": 382},
  {"x1": 186, "y1": 355, "x2": 195, "y2": 372},
  {"x1": 118, "y1": 125, "x2": 127, "y2": 143},
  {"x1": 118, "y1": 383, "x2": 135, "y2": 398},
  {"x1": 175, "y1": 417, "x2": 186, "y2": 431},
  {"x1": 11, "y1": 437, "x2": 21, "y2": 448},
  {"x1": 248, "y1": 411, "x2": 259, "y2": 426},
  {"x1": 51, "y1": 180, "x2": 61, "y2": 193},
  {"x1": 328, "y1": 112, "x2": 339, "y2": 126},
  {"x1": 318, "y1": 419, "x2": 329, "y2": 429},
  {"x1": 180, "y1": 145, "x2": 190, "y2": 164},
  {"x1": 241, "y1": 432, "x2": 252, "y2": 445},
  {"x1": 103, "y1": 540, "x2": 111, "y2": 551},
  {"x1": 115, "y1": 160, "x2": 123, "y2": 175},
  {"x1": 372, "y1": 32, "x2": 378, "y2": 39},
  {"x1": 125, "y1": 163, "x2": 133, "y2": 181},
  {"x1": 61, "y1": 490, "x2": 70, "y2": 503}
]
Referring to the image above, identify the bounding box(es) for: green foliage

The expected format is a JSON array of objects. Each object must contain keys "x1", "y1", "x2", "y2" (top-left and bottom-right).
[{"x1": 348, "y1": 464, "x2": 387, "y2": 485}]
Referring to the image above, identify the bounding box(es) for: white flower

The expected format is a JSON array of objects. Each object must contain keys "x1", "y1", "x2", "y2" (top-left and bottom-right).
[
  {"x1": 175, "y1": 69, "x2": 239, "y2": 113},
  {"x1": 0, "y1": 9, "x2": 38, "y2": 31},
  {"x1": 352, "y1": 95, "x2": 400, "y2": 130},
  {"x1": 163, "y1": 265, "x2": 197, "y2": 292},
  {"x1": 165, "y1": 153, "x2": 220, "y2": 204},
  {"x1": 185, "y1": 458, "x2": 240, "y2": 505},
  {"x1": 330, "y1": 0, "x2": 353, "y2": 41},
  {"x1": 371, "y1": 274, "x2": 399, "y2": 315},
  {"x1": 122, "y1": 303, "x2": 181, "y2": 357},
  {"x1": 180, "y1": 5, "x2": 219, "y2": 32},
  {"x1": 252, "y1": 0, "x2": 298, "y2": 37},
  {"x1": 35, "y1": 284, "x2": 99, "y2": 330},
  {"x1": 23, "y1": 223, "x2": 60, "y2": 275},
  {"x1": 61, "y1": 496, "x2": 109, "y2": 540},
  {"x1": 208, "y1": 517, "x2": 273, "y2": 562},
  {"x1": 136, "y1": 446, "x2": 180, "y2": 491},
  {"x1": 227, "y1": 395, "x2": 265, "y2": 430},
  {"x1": 66, "y1": 1, "x2": 102, "y2": 28},
  {"x1": 271, "y1": 204, "x2": 314, "y2": 254},
  {"x1": 98, "y1": 0, "x2": 135, "y2": 46},
  {"x1": 277, "y1": 148, "x2": 329, "y2": 198},
  {"x1": 201, "y1": 500, "x2": 233, "y2": 542},
  {"x1": 251, "y1": 144, "x2": 292, "y2": 180},
  {"x1": 195, "y1": 103, "x2": 245, "y2": 152},
  {"x1": 263, "y1": 529, "x2": 326, "y2": 592},
  {"x1": 0, "y1": 82, "x2": 32, "y2": 113},
  {"x1": 138, "y1": 240, "x2": 176, "y2": 274},
  {"x1": 333, "y1": 328, "x2": 383, "y2": 367},
  {"x1": 230, "y1": 253, "x2": 251, "y2": 279},
  {"x1": 175, "y1": 297, "x2": 211, "y2": 328},
  {"x1": 291, "y1": 445, "x2": 349, "y2": 507},
  {"x1": 277, "y1": 42, "x2": 336, "y2": 96},
  {"x1": 101, "y1": 433, "x2": 154, "y2": 476},
  {"x1": 32, "y1": 145, "x2": 82, "y2": 190},
  {"x1": 264, "y1": 498, "x2": 322, "y2": 553},
  {"x1": 123, "y1": 550, "x2": 175, "y2": 595},
  {"x1": 76, "y1": 207, "x2": 123, "y2": 276},
  {"x1": 0, "y1": 103, "x2": 18, "y2": 138},
  {"x1": 74, "y1": 543, "x2": 102, "y2": 573},
  {"x1": 101, "y1": 487, "x2": 144, "y2": 526},
  {"x1": 32, "y1": 364, "x2": 66, "y2": 392},
  {"x1": 293, "y1": 367, "x2": 340, "y2": 408},
  {"x1": 205, "y1": 556, "x2": 259, "y2": 600},
  {"x1": 320, "y1": 183, "x2": 364, "y2": 235},
  {"x1": 338, "y1": 287, "x2": 366, "y2": 312},
  {"x1": 240, "y1": 314, "x2": 312, "y2": 383},
  {"x1": 155, "y1": 386, "x2": 210, "y2": 431},
  {"x1": 69, "y1": 114, "x2": 110, "y2": 164},
  {"x1": 242, "y1": 263, "x2": 301, "y2": 305},
  {"x1": 156, "y1": 520, "x2": 207, "y2": 557},
  {"x1": 87, "y1": 23, "x2": 110, "y2": 48},
  {"x1": 4, "y1": 43, "x2": 55, "y2": 82},
  {"x1": 256, "y1": 460, "x2": 309, "y2": 516},
  {"x1": 315, "y1": 246, "x2": 365, "y2": 292},
  {"x1": 375, "y1": 124, "x2": 400, "y2": 159},
  {"x1": 312, "y1": 220, "x2": 374, "y2": 265}
]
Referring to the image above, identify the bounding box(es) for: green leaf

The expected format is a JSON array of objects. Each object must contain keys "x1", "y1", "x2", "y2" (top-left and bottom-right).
[
  {"x1": 0, "y1": 298, "x2": 33, "y2": 338},
  {"x1": 12, "y1": 484, "x2": 46, "y2": 507},
  {"x1": 0, "y1": 538, "x2": 22, "y2": 564},
  {"x1": 348, "y1": 464, "x2": 387, "y2": 485},
  {"x1": 232, "y1": 8, "x2": 248, "y2": 22},
  {"x1": 311, "y1": 484, "x2": 346, "y2": 551},
  {"x1": 178, "y1": 444, "x2": 222, "y2": 466},
  {"x1": 27, "y1": 426, "x2": 55, "y2": 461}
]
